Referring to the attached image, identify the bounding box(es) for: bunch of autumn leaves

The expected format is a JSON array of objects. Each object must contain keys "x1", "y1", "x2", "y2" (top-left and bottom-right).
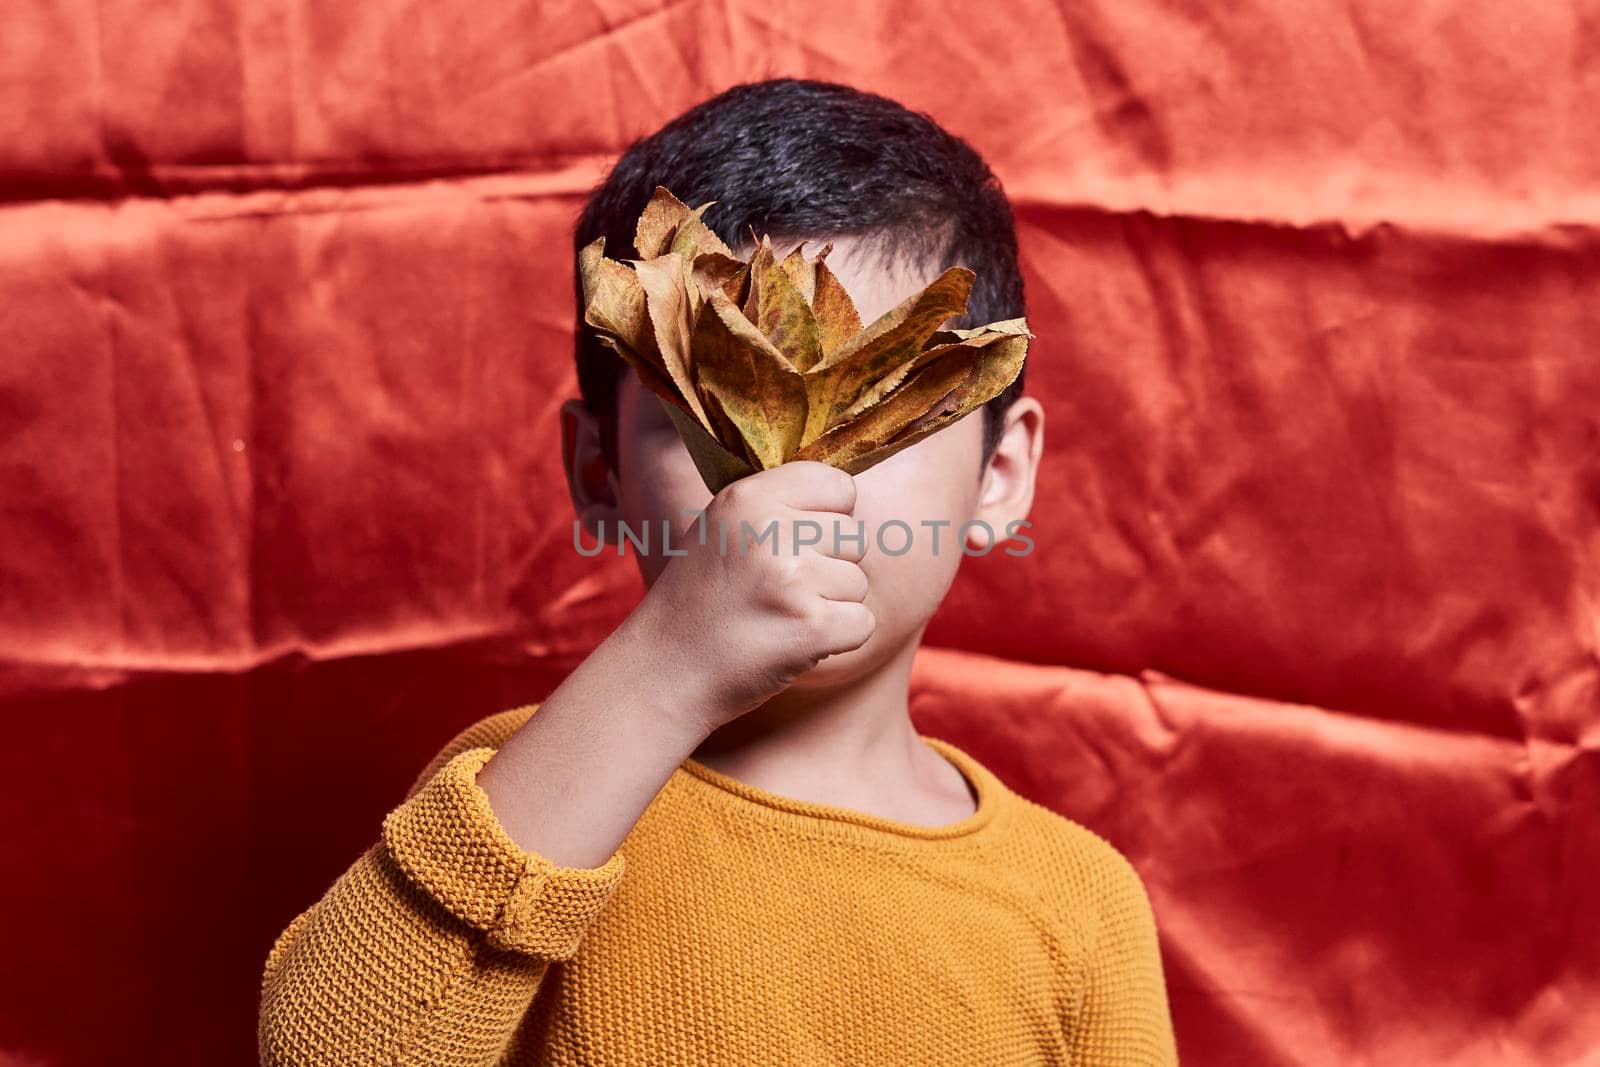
[{"x1": 579, "y1": 186, "x2": 1031, "y2": 494}]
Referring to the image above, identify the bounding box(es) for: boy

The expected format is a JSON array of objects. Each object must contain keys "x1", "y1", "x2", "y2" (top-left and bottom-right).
[{"x1": 259, "y1": 78, "x2": 1177, "y2": 1065}]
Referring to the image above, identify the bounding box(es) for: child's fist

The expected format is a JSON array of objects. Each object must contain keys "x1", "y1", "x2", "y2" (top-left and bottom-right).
[{"x1": 636, "y1": 461, "x2": 874, "y2": 735}]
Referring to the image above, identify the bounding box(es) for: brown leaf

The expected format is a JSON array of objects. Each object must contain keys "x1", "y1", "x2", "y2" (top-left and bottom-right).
[
  {"x1": 633, "y1": 186, "x2": 693, "y2": 258},
  {"x1": 854, "y1": 332, "x2": 1028, "y2": 469},
  {"x1": 692, "y1": 253, "x2": 750, "y2": 305},
  {"x1": 742, "y1": 236, "x2": 823, "y2": 373},
  {"x1": 690, "y1": 287, "x2": 808, "y2": 469},
  {"x1": 632, "y1": 252, "x2": 712, "y2": 432},
  {"x1": 922, "y1": 317, "x2": 1031, "y2": 349},
  {"x1": 810, "y1": 247, "x2": 861, "y2": 359},
  {"x1": 579, "y1": 236, "x2": 680, "y2": 404},
  {"x1": 792, "y1": 347, "x2": 980, "y2": 470},
  {"x1": 798, "y1": 327, "x2": 1025, "y2": 473},
  {"x1": 837, "y1": 321, "x2": 1031, "y2": 423},
  {"x1": 799, "y1": 266, "x2": 973, "y2": 446},
  {"x1": 778, "y1": 243, "x2": 818, "y2": 304},
  {"x1": 579, "y1": 187, "x2": 1032, "y2": 494}
]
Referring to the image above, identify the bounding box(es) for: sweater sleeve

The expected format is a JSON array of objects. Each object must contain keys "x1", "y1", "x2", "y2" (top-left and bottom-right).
[
  {"x1": 258, "y1": 708, "x2": 627, "y2": 1066},
  {"x1": 1067, "y1": 852, "x2": 1180, "y2": 1066}
]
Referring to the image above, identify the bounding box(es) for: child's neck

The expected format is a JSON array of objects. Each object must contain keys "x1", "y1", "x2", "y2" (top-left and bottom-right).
[{"x1": 686, "y1": 642, "x2": 978, "y2": 825}]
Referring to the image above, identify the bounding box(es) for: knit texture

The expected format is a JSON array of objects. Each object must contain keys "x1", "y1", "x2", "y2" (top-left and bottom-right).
[{"x1": 259, "y1": 703, "x2": 1178, "y2": 1065}]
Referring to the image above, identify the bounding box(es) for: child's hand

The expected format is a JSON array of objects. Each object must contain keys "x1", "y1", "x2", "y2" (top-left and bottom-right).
[{"x1": 634, "y1": 460, "x2": 874, "y2": 736}]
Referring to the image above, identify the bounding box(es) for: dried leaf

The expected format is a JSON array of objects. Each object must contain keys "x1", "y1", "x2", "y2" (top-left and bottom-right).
[
  {"x1": 778, "y1": 243, "x2": 817, "y2": 304},
  {"x1": 810, "y1": 248, "x2": 861, "y2": 359},
  {"x1": 580, "y1": 237, "x2": 679, "y2": 404},
  {"x1": 839, "y1": 319, "x2": 1030, "y2": 423},
  {"x1": 661, "y1": 394, "x2": 759, "y2": 490},
  {"x1": 694, "y1": 253, "x2": 750, "y2": 304},
  {"x1": 896, "y1": 335, "x2": 1026, "y2": 443},
  {"x1": 793, "y1": 349, "x2": 981, "y2": 470},
  {"x1": 634, "y1": 187, "x2": 692, "y2": 258},
  {"x1": 575, "y1": 187, "x2": 1032, "y2": 494},
  {"x1": 690, "y1": 288, "x2": 808, "y2": 468},
  {"x1": 797, "y1": 331, "x2": 1026, "y2": 473},
  {"x1": 631, "y1": 253, "x2": 711, "y2": 431},
  {"x1": 635, "y1": 186, "x2": 738, "y2": 257},
  {"x1": 800, "y1": 267, "x2": 973, "y2": 446},
  {"x1": 744, "y1": 236, "x2": 823, "y2": 374}
]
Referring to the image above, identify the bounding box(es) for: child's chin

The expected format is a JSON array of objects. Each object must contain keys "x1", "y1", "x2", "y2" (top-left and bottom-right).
[{"x1": 792, "y1": 644, "x2": 878, "y2": 686}]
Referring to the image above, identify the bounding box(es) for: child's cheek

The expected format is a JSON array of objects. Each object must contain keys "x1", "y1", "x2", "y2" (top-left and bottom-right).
[{"x1": 853, "y1": 494, "x2": 968, "y2": 630}]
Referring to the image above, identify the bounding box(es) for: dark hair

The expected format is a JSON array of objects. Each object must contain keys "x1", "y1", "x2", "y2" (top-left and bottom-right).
[{"x1": 571, "y1": 77, "x2": 1026, "y2": 476}]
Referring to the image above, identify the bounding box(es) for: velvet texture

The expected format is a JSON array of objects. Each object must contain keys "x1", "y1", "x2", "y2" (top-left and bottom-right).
[{"x1": 1, "y1": 3, "x2": 1594, "y2": 1064}]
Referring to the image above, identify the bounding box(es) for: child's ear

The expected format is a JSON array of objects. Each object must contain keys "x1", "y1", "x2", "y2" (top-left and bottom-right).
[
  {"x1": 967, "y1": 397, "x2": 1045, "y2": 551},
  {"x1": 560, "y1": 398, "x2": 623, "y2": 546}
]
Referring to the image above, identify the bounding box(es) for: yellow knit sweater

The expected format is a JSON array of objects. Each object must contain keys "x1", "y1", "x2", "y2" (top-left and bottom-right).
[{"x1": 259, "y1": 703, "x2": 1177, "y2": 1065}]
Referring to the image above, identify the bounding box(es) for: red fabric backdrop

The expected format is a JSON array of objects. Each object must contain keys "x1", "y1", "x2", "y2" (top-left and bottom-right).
[{"x1": 2, "y1": 2, "x2": 1596, "y2": 1064}]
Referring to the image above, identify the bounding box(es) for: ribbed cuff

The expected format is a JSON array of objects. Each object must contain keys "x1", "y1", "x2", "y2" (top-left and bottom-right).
[{"x1": 381, "y1": 747, "x2": 627, "y2": 957}]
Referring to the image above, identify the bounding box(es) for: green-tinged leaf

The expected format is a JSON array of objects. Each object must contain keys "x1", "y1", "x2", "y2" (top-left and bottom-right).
[
  {"x1": 693, "y1": 373, "x2": 758, "y2": 467},
  {"x1": 799, "y1": 266, "x2": 973, "y2": 446},
  {"x1": 690, "y1": 288, "x2": 807, "y2": 469},
  {"x1": 744, "y1": 238, "x2": 822, "y2": 373},
  {"x1": 740, "y1": 235, "x2": 774, "y2": 324}
]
